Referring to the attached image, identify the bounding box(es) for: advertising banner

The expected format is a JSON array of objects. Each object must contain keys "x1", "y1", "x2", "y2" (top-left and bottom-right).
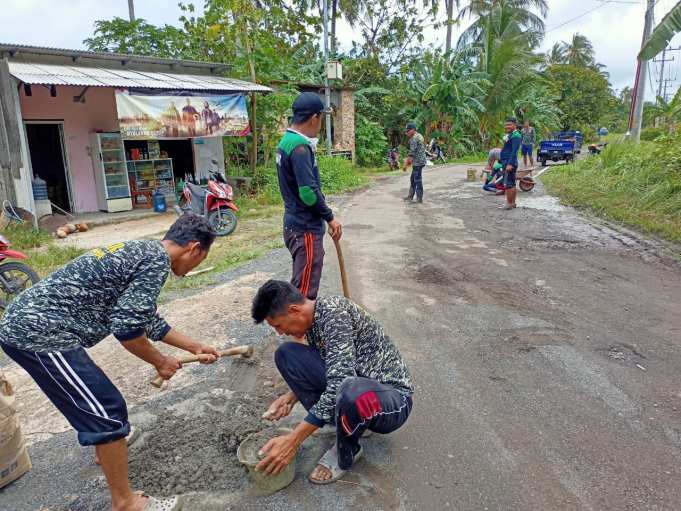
[{"x1": 115, "y1": 92, "x2": 250, "y2": 139}]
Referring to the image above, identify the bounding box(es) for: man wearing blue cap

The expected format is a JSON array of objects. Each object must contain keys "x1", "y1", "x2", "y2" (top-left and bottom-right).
[
  {"x1": 402, "y1": 122, "x2": 427, "y2": 203},
  {"x1": 276, "y1": 92, "x2": 343, "y2": 300}
]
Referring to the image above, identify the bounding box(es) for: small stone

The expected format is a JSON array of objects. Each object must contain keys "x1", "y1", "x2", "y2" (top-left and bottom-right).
[
  {"x1": 447, "y1": 454, "x2": 454, "y2": 458},
  {"x1": 403, "y1": 446, "x2": 409, "y2": 450},
  {"x1": 653, "y1": 403, "x2": 658, "y2": 408},
  {"x1": 263, "y1": 380, "x2": 274, "y2": 387}
]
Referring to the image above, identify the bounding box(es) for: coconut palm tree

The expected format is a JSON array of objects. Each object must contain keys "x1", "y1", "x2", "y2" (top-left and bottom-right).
[
  {"x1": 561, "y1": 32, "x2": 595, "y2": 67},
  {"x1": 456, "y1": 0, "x2": 548, "y2": 50}
]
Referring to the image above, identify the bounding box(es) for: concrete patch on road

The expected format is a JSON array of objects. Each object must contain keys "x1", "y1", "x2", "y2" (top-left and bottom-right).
[
  {"x1": 520, "y1": 196, "x2": 567, "y2": 212},
  {"x1": 537, "y1": 345, "x2": 639, "y2": 421}
]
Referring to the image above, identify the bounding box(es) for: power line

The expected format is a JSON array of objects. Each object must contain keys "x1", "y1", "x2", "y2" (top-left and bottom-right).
[{"x1": 546, "y1": 2, "x2": 612, "y2": 33}]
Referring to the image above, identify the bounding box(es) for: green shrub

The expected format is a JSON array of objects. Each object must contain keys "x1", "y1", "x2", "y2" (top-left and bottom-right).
[
  {"x1": 640, "y1": 126, "x2": 665, "y2": 142},
  {"x1": 542, "y1": 136, "x2": 681, "y2": 242},
  {"x1": 317, "y1": 155, "x2": 368, "y2": 193},
  {"x1": 355, "y1": 115, "x2": 388, "y2": 167}
]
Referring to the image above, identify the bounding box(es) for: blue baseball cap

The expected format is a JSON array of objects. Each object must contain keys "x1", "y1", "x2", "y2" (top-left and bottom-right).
[{"x1": 292, "y1": 92, "x2": 325, "y2": 122}]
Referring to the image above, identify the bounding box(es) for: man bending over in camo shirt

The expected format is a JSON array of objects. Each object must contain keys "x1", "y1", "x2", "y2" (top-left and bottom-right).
[
  {"x1": 251, "y1": 280, "x2": 414, "y2": 484},
  {"x1": 0, "y1": 214, "x2": 219, "y2": 511}
]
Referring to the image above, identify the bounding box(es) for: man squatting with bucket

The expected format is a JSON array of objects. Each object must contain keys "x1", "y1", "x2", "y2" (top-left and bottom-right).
[
  {"x1": 276, "y1": 92, "x2": 343, "y2": 300},
  {"x1": 252, "y1": 280, "x2": 414, "y2": 483},
  {"x1": 0, "y1": 215, "x2": 219, "y2": 511}
]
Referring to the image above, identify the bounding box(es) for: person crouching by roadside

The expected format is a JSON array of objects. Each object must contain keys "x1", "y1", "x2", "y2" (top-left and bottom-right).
[
  {"x1": 500, "y1": 117, "x2": 522, "y2": 210},
  {"x1": 0, "y1": 214, "x2": 220, "y2": 511},
  {"x1": 252, "y1": 280, "x2": 414, "y2": 485},
  {"x1": 483, "y1": 147, "x2": 504, "y2": 194}
]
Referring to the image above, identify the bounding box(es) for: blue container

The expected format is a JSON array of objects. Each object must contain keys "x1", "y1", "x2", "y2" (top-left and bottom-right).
[
  {"x1": 152, "y1": 190, "x2": 166, "y2": 213},
  {"x1": 32, "y1": 176, "x2": 49, "y2": 200}
]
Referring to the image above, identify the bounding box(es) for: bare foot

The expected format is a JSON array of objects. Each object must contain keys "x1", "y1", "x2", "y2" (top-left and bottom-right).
[
  {"x1": 113, "y1": 493, "x2": 148, "y2": 511},
  {"x1": 94, "y1": 452, "x2": 100, "y2": 465}
]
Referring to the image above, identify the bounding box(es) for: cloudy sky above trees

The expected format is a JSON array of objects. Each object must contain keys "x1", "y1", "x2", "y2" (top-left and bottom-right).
[{"x1": 2, "y1": 0, "x2": 680, "y2": 99}]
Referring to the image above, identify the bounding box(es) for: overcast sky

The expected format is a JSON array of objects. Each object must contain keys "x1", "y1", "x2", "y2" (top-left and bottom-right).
[{"x1": 2, "y1": 0, "x2": 680, "y2": 100}]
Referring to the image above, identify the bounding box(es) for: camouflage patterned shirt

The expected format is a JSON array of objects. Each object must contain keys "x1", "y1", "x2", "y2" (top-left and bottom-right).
[
  {"x1": 306, "y1": 296, "x2": 414, "y2": 424},
  {"x1": 408, "y1": 132, "x2": 427, "y2": 167},
  {"x1": 0, "y1": 240, "x2": 171, "y2": 352}
]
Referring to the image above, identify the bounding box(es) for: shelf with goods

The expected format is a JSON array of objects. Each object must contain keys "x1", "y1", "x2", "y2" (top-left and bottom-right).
[{"x1": 127, "y1": 158, "x2": 176, "y2": 200}]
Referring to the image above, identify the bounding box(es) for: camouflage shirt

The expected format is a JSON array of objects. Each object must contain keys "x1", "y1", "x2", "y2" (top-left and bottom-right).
[
  {"x1": 408, "y1": 132, "x2": 427, "y2": 167},
  {"x1": 0, "y1": 240, "x2": 171, "y2": 352},
  {"x1": 306, "y1": 296, "x2": 414, "y2": 424}
]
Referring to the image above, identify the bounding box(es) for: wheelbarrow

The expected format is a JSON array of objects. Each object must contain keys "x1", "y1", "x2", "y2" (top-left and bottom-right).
[{"x1": 515, "y1": 166, "x2": 553, "y2": 192}]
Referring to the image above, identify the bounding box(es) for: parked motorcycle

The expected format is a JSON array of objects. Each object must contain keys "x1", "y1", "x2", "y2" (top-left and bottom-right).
[
  {"x1": 175, "y1": 160, "x2": 239, "y2": 236},
  {"x1": 387, "y1": 148, "x2": 400, "y2": 171},
  {"x1": 427, "y1": 139, "x2": 446, "y2": 163},
  {"x1": 0, "y1": 234, "x2": 39, "y2": 309}
]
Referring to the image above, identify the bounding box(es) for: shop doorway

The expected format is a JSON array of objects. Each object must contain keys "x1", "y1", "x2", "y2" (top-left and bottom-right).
[
  {"x1": 25, "y1": 122, "x2": 72, "y2": 212},
  {"x1": 159, "y1": 139, "x2": 194, "y2": 182}
]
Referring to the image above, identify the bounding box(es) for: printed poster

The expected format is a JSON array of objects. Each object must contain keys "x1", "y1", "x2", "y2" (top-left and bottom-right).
[{"x1": 115, "y1": 91, "x2": 250, "y2": 139}]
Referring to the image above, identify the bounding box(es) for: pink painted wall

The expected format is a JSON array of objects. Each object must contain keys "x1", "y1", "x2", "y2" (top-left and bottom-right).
[{"x1": 19, "y1": 86, "x2": 120, "y2": 212}]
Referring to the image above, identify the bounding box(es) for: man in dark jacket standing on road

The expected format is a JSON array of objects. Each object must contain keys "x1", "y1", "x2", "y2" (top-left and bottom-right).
[
  {"x1": 276, "y1": 92, "x2": 342, "y2": 300},
  {"x1": 403, "y1": 122, "x2": 428, "y2": 203},
  {"x1": 500, "y1": 117, "x2": 522, "y2": 210}
]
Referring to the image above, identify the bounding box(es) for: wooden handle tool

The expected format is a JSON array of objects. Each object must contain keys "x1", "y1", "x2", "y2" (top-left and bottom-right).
[
  {"x1": 333, "y1": 238, "x2": 351, "y2": 300},
  {"x1": 151, "y1": 345, "x2": 254, "y2": 388}
]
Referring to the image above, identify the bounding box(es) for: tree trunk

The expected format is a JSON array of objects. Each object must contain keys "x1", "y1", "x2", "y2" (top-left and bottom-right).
[{"x1": 445, "y1": 0, "x2": 454, "y2": 53}]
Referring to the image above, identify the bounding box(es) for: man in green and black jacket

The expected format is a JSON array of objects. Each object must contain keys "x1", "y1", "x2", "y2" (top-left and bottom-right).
[{"x1": 276, "y1": 92, "x2": 343, "y2": 299}]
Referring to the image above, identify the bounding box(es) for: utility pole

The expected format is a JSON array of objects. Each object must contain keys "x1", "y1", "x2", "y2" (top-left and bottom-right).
[
  {"x1": 629, "y1": 0, "x2": 655, "y2": 143},
  {"x1": 653, "y1": 46, "x2": 680, "y2": 101},
  {"x1": 128, "y1": 0, "x2": 136, "y2": 22},
  {"x1": 663, "y1": 78, "x2": 675, "y2": 103},
  {"x1": 322, "y1": 0, "x2": 332, "y2": 155},
  {"x1": 654, "y1": 48, "x2": 673, "y2": 100}
]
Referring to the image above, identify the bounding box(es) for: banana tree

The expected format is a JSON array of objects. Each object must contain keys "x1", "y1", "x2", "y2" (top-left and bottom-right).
[{"x1": 639, "y1": 1, "x2": 681, "y2": 60}]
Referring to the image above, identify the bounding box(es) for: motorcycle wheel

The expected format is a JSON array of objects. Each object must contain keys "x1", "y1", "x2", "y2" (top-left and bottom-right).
[
  {"x1": 208, "y1": 208, "x2": 238, "y2": 236},
  {"x1": 0, "y1": 261, "x2": 39, "y2": 310}
]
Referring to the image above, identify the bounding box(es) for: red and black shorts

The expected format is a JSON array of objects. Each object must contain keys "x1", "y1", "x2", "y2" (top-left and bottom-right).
[{"x1": 284, "y1": 228, "x2": 325, "y2": 300}]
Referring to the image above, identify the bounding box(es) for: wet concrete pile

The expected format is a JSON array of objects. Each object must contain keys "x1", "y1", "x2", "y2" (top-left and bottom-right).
[
  {"x1": 127, "y1": 394, "x2": 273, "y2": 496},
  {"x1": 127, "y1": 340, "x2": 285, "y2": 497}
]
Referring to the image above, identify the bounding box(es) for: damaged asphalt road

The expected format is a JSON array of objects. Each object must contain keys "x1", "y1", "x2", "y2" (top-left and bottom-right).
[{"x1": 2, "y1": 164, "x2": 681, "y2": 510}]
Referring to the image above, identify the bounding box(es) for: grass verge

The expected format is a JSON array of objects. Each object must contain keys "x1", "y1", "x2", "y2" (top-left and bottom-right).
[{"x1": 542, "y1": 139, "x2": 681, "y2": 243}]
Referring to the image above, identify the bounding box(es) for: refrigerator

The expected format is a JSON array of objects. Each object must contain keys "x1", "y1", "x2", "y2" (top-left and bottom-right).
[{"x1": 90, "y1": 132, "x2": 132, "y2": 212}]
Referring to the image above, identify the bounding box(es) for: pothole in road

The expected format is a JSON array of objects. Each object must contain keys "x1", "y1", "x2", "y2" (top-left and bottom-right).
[
  {"x1": 413, "y1": 263, "x2": 463, "y2": 284},
  {"x1": 527, "y1": 237, "x2": 587, "y2": 250},
  {"x1": 344, "y1": 223, "x2": 375, "y2": 230}
]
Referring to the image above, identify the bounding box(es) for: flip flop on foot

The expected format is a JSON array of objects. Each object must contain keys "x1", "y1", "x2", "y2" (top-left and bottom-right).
[
  {"x1": 134, "y1": 491, "x2": 182, "y2": 511},
  {"x1": 500, "y1": 204, "x2": 517, "y2": 210},
  {"x1": 308, "y1": 444, "x2": 363, "y2": 485}
]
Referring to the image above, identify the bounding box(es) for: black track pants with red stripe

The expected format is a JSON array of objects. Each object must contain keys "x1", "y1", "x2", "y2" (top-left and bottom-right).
[
  {"x1": 284, "y1": 228, "x2": 325, "y2": 300},
  {"x1": 275, "y1": 342, "x2": 413, "y2": 470}
]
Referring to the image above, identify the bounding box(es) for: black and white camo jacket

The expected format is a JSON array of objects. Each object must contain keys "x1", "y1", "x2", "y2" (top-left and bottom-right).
[
  {"x1": 0, "y1": 240, "x2": 171, "y2": 352},
  {"x1": 306, "y1": 296, "x2": 414, "y2": 423}
]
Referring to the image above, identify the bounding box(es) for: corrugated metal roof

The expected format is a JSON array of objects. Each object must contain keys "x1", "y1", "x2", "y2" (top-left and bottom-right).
[{"x1": 8, "y1": 61, "x2": 271, "y2": 93}]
